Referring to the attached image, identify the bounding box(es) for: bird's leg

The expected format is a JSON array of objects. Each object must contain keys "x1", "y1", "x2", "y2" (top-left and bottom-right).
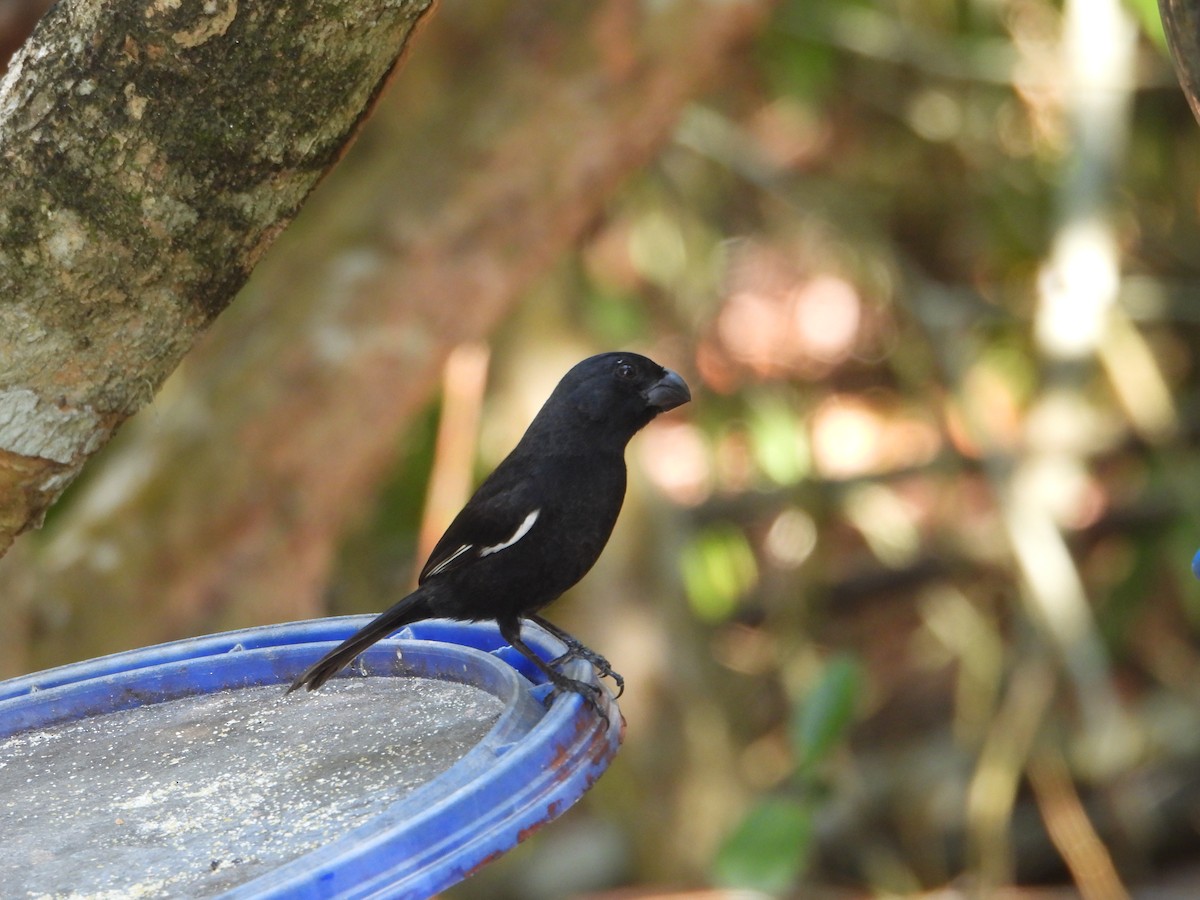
[
  {"x1": 529, "y1": 615, "x2": 625, "y2": 699},
  {"x1": 499, "y1": 619, "x2": 604, "y2": 714}
]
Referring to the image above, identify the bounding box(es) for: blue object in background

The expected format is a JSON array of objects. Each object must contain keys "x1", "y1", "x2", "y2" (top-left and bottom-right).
[
  {"x1": 0, "y1": 617, "x2": 623, "y2": 899},
  {"x1": 1192, "y1": 549, "x2": 1200, "y2": 580}
]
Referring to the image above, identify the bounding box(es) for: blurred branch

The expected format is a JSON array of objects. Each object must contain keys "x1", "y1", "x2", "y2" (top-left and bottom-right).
[
  {"x1": 0, "y1": 0, "x2": 771, "y2": 675},
  {"x1": 1013, "y1": 0, "x2": 1137, "y2": 745},
  {"x1": 1029, "y1": 746, "x2": 1131, "y2": 900},
  {"x1": 966, "y1": 657, "x2": 1056, "y2": 889},
  {"x1": 0, "y1": 0, "x2": 435, "y2": 555},
  {"x1": 1161, "y1": 0, "x2": 1200, "y2": 122},
  {"x1": 416, "y1": 343, "x2": 491, "y2": 577}
]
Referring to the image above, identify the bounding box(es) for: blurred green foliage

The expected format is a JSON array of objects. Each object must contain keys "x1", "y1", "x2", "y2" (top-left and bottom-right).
[
  {"x1": 714, "y1": 796, "x2": 814, "y2": 893},
  {"x1": 791, "y1": 654, "x2": 861, "y2": 774},
  {"x1": 682, "y1": 524, "x2": 759, "y2": 622},
  {"x1": 714, "y1": 654, "x2": 862, "y2": 892}
]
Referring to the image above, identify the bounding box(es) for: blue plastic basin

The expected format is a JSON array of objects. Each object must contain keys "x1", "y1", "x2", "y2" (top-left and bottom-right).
[{"x1": 0, "y1": 617, "x2": 623, "y2": 899}]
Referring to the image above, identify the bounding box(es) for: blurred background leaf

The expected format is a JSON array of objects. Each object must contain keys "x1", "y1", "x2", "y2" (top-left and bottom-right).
[
  {"x1": 713, "y1": 795, "x2": 814, "y2": 893},
  {"x1": 790, "y1": 653, "x2": 861, "y2": 776}
]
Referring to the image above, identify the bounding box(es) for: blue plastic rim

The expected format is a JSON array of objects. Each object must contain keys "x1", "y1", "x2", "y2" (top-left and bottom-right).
[{"x1": 0, "y1": 617, "x2": 624, "y2": 899}]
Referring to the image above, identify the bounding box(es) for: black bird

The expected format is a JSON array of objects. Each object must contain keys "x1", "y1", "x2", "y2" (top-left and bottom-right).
[{"x1": 288, "y1": 351, "x2": 690, "y2": 706}]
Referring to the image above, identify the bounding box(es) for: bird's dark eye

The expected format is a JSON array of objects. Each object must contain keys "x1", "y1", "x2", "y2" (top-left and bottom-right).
[{"x1": 615, "y1": 362, "x2": 636, "y2": 382}]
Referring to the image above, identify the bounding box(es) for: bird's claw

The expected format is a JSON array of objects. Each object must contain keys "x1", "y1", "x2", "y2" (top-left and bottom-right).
[
  {"x1": 549, "y1": 641, "x2": 625, "y2": 699},
  {"x1": 540, "y1": 673, "x2": 606, "y2": 716}
]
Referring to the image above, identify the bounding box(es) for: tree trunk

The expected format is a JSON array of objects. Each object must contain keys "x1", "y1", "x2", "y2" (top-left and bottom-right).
[{"x1": 0, "y1": 0, "x2": 435, "y2": 553}]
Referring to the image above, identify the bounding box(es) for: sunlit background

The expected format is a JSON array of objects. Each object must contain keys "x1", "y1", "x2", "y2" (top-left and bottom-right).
[{"x1": 5, "y1": 0, "x2": 1200, "y2": 895}]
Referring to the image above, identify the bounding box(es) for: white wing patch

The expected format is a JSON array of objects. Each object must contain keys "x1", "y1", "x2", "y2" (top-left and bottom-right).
[
  {"x1": 480, "y1": 509, "x2": 540, "y2": 557},
  {"x1": 425, "y1": 543, "x2": 473, "y2": 578}
]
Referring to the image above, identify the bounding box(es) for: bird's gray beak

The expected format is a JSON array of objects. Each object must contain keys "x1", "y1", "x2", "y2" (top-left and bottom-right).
[{"x1": 644, "y1": 369, "x2": 691, "y2": 412}]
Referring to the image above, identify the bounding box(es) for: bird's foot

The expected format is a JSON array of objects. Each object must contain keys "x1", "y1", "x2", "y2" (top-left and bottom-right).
[
  {"x1": 541, "y1": 670, "x2": 607, "y2": 716},
  {"x1": 549, "y1": 639, "x2": 625, "y2": 699}
]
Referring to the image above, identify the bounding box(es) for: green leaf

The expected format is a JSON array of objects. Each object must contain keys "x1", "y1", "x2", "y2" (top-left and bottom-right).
[
  {"x1": 790, "y1": 654, "x2": 862, "y2": 773},
  {"x1": 713, "y1": 795, "x2": 813, "y2": 893},
  {"x1": 747, "y1": 394, "x2": 810, "y2": 486},
  {"x1": 680, "y1": 525, "x2": 758, "y2": 623}
]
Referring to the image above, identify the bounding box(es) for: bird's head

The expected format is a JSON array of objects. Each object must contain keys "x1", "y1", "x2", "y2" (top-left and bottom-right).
[{"x1": 538, "y1": 351, "x2": 691, "y2": 445}]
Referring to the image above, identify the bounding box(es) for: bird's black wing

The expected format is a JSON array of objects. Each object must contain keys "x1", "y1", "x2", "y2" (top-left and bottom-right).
[{"x1": 418, "y1": 461, "x2": 545, "y2": 584}]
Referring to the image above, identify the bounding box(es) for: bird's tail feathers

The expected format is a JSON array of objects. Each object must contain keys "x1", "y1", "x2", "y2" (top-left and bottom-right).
[{"x1": 287, "y1": 589, "x2": 435, "y2": 693}]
